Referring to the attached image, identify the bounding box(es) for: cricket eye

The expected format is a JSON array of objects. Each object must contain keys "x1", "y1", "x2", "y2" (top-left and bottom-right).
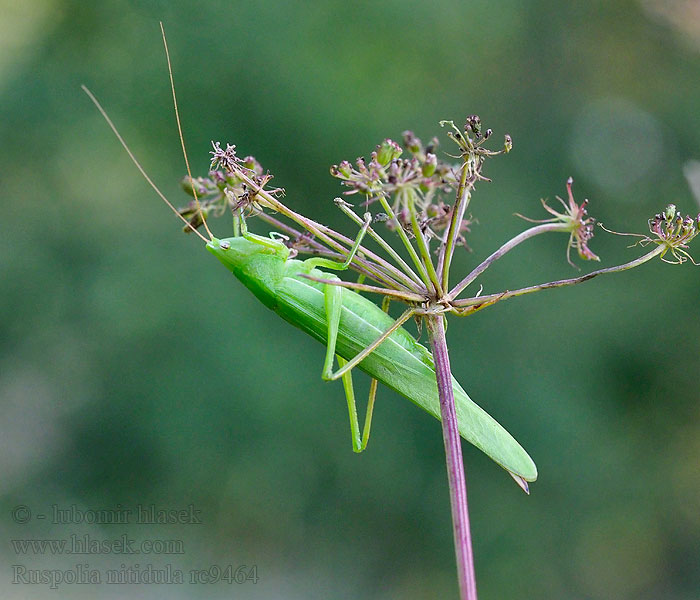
[{"x1": 220, "y1": 241, "x2": 231, "y2": 250}]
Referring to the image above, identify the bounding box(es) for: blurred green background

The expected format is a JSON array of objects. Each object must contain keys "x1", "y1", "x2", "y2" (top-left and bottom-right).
[{"x1": 2, "y1": 1, "x2": 699, "y2": 598}]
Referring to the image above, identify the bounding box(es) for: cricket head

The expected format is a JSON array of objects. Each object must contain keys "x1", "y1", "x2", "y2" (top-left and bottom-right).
[
  {"x1": 205, "y1": 236, "x2": 289, "y2": 308},
  {"x1": 206, "y1": 236, "x2": 289, "y2": 263}
]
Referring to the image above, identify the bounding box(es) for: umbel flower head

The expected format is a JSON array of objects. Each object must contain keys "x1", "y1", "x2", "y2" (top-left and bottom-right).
[
  {"x1": 330, "y1": 134, "x2": 459, "y2": 235},
  {"x1": 178, "y1": 142, "x2": 281, "y2": 231},
  {"x1": 330, "y1": 136, "x2": 451, "y2": 198},
  {"x1": 330, "y1": 118, "x2": 509, "y2": 245},
  {"x1": 645, "y1": 204, "x2": 700, "y2": 264},
  {"x1": 599, "y1": 204, "x2": 700, "y2": 266}
]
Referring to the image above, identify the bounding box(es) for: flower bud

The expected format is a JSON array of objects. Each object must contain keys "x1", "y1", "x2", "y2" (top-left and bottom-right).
[
  {"x1": 336, "y1": 160, "x2": 352, "y2": 178},
  {"x1": 402, "y1": 130, "x2": 421, "y2": 153},
  {"x1": 425, "y1": 137, "x2": 439, "y2": 155},
  {"x1": 180, "y1": 176, "x2": 209, "y2": 198},
  {"x1": 180, "y1": 176, "x2": 197, "y2": 197},
  {"x1": 178, "y1": 202, "x2": 208, "y2": 233},
  {"x1": 242, "y1": 156, "x2": 259, "y2": 171},
  {"x1": 376, "y1": 139, "x2": 402, "y2": 166},
  {"x1": 504, "y1": 134, "x2": 513, "y2": 153},
  {"x1": 664, "y1": 204, "x2": 677, "y2": 221},
  {"x1": 422, "y1": 153, "x2": 437, "y2": 177},
  {"x1": 356, "y1": 157, "x2": 368, "y2": 174},
  {"x1": 465, "y1": 115, "x2": 481, "y2": 136},
  {"x1": 210, "y1": 170, "x2": 226, "y2": 185},
  {"x1": 388, "y1": 160, "x2": 400, "y2": 179},
  {"x1": 188, "y1": 208, "x2": 208, "y2": 231}
]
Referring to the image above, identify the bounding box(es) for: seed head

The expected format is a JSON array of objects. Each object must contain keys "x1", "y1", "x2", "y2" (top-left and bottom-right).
[{"x1": 519, "y1": 177, "x2": 599, "y2": 267}]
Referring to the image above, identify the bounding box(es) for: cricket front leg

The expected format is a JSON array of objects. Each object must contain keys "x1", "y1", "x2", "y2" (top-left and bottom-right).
[
  {"x1": 319, "y1": 279, "x2": 366, "y2": 452},
  {"x1": 322, "y1": 291, "x2": 397, "y2": 452},
  {"x1": 303, "y1": 212, "x2": 372, "y2": 273}
]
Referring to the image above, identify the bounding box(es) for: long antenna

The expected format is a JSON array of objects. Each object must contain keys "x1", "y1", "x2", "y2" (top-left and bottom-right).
[
  {"x1": 160, "y1": 22, "x2": 214, "y2": 241},
  {"x1": 81, "y1": 84, "x2": 209, "y2": 243}
]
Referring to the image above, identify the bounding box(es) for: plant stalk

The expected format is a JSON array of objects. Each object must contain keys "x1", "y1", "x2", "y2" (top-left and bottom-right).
[
  {"x1": 427, "y1": 314, "x2": 477, "y2": 600},
  {"x1": 452, "y1": 244, "x2": 666, "y2": 310},
  {"x1": 448, "y1": 221, "x2": 570, "y2": 300},
  {"x1": 438, "y1": 162, "x2": 472, "y2": 289}
]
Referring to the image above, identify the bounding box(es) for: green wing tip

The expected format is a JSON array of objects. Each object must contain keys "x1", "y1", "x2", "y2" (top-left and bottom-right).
[{"x1": 492, "y1": 438, "x2": 537, "y2": 489}]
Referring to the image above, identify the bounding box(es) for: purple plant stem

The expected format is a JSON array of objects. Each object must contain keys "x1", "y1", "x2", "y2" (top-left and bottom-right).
[{"x1": 427, "y1": 314, "x2": 477, "y2": 600}]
